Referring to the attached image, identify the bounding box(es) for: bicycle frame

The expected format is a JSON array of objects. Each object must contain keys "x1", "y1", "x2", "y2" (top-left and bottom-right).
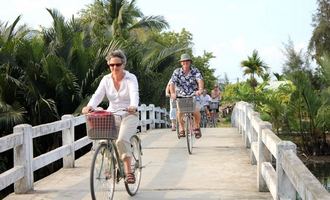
[{"x1": 104, "y1": 139, "x2": 125, "y2": 182}]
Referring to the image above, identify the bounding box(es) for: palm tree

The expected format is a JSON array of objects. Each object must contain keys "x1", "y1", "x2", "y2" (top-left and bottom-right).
[
  {"x1": 240, "y1": 49, "x2": 268, "y2": 104},
  {"x1": 0, "y1": 16, "x2": 29, "y2": 134},
  {"x1": 80, "y1": 0, "x2": 169, "y2": 42}
]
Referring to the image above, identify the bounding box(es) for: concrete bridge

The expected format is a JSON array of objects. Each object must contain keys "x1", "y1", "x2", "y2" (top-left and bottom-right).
[
  {"x1": 4, "y1": 128, "x2": 273, "y2": 200},
  {"x1": 1, "y1": 102, "x2": 329, "y2": 200}
]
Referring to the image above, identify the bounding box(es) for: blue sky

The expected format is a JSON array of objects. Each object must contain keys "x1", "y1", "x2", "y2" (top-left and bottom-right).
[{"x1": 0, "y1": 0, "x2": 317, "y2": 82}]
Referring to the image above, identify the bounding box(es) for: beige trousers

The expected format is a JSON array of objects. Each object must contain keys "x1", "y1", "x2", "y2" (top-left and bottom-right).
[{"x1": 114, "y1": 113, "x2": 139, "y2": 160}]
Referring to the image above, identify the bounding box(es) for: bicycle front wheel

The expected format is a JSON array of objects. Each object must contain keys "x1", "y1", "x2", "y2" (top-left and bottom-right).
[
  {"x1": 125, "y1": 135, "x2": 142, "y2": 196},
  {"x1": 176, "y1": 117, "x2": 180, "y2": 139},
  {"x1": 211, "y1": 111, "x2": 216, "y2": 127},
  {"x1": 185, "y1": 115, "x2": 193, "y2": 154},
  {"x1": 90, "y1": 142, "x2": 115, "y2": 200}
]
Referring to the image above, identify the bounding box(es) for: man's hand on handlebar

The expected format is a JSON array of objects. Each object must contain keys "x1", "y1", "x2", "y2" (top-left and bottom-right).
[{"x1": 195, "y1": 88, "x2": 203, "y2": 96}]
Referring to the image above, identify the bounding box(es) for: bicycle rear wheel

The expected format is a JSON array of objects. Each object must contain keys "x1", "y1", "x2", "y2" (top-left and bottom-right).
[
  {"x1": 209, "y1": 111, "x2": 215, "y2": 127},
  {"x1": 176, "y1": 116, "x2": 180, "y2": 139},
  {"x1": 125, "y1": 135, "x2": 142, "y2": 196},
  {"x1": 90, "y1": 142, "x2": 115, "y2": 200},
  {"x1": 185, "y1": 115, "x2": 193, "y2": 154}
]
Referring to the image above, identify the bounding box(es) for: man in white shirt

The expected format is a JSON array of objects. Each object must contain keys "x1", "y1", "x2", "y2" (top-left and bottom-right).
[{"x1": 199, "y1": 89, "x2": 211, "y2": 118}]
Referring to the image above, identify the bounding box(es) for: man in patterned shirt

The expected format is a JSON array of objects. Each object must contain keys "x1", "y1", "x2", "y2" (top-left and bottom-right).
[{"x1": 169, "y1": 53, "x2": 204, "y2": 139}]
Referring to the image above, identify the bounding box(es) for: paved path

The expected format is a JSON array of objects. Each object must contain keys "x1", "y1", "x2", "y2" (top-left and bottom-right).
[{"x1": 5, "y1": 128, "x2": 272, "y2": 200}]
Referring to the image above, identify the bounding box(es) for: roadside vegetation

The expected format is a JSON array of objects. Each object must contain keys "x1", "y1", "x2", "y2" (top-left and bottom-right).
[
  {"x1": 0, "y1": 0, "x2": 329, "y2": 198},
  {"x1": 221, "y1": 0, "x2": 330, "y2": 157}
]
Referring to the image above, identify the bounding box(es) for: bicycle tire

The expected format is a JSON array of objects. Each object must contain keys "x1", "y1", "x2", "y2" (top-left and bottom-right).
[
  {"x1": 90, "y1": 142, "x2": 115, "y2": 200},
  {"x1": 185, "y1": 115, "x2": 193, "y2": 154},
  {"x1": 176, "y1": 117, "x2": 180, "y2": 139},
  {"x1": 200, "y1": 111, "x2": 206, "y2": 128},
  {"x1": 125, "y1": 135, "x2": 142, "y2": 196}
]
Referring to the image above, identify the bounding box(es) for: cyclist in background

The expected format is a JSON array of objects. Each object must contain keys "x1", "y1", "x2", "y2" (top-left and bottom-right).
[
  {"x1": 211, "y1": 84, "x2": 221, "y2": 121},
  {"x1": 169, "y1": 53, "x2": 204, "y2": 139},
  {"x1": 165, "y1": 79, "x2": 177, "y2": 131},
  {"x1": 211, "y1": 84, "x2": 221, "y2": 101},
  {"x1": 200, "y1": 89, "x2": 212, "y2": 118},
  {"x1": 82, "y1": 49, "x2": 139, "y2": 184}
]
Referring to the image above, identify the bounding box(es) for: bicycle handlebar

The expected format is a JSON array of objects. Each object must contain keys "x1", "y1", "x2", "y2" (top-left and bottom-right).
[{"x1": 176, "y1": 94, "x2": 196, "y2": 98}]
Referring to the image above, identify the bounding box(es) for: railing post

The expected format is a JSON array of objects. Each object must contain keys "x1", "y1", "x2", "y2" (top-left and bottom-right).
[
  {"x1": 154, "y1": 106, "x2": 160, "y2": 128},
  {"x1": 62, "y1": 115, "x2": 75, "y2": 168},
  {"x1": 238, "y1": 103, "x2": 243, "y2": 134},
  {"x1": 250, "y1": 112, "x2": 260, "y2": 165},
  {"x1": 257, "y1": 121, "x2": 272, "y2": 191},
  {"x1": 243, "y1": 103, "x2": 252, "y2": 147},
  {"x1": 231, "y1": 103, "x2": 238, "y2": 127},
  {"x1": 245, "y1": 105, "x2": 254, "y2": 148},
  {"x1": 161, "y1": 107, "x2": 167, "y2": 128},
  {"x1": 13, "y1": 124, "x2": 33, "y2": 193},
  {"x1": 140, "y1": 104, "x2": 147, "y2": 132},
  {"x1": 149, "y1": 104, "x2": 155, "y2": 129},
  {"x1": 276, "y1": 141, "x2": 296, "y2": 200}
]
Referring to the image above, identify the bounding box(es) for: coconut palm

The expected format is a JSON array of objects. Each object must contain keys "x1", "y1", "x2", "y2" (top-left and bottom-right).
[
  {"x1": 240, "y1": 49, "x2": 268, "y2": 88},
  {"x1": 0, "y1": 16, "x2": 29, "y2": 134},
  {"x1": 240, "y1": 49, "x2": 268, "y2": 105},
  {"x1": 80, "y1": 0, "x2": 169, "y2": 42}
]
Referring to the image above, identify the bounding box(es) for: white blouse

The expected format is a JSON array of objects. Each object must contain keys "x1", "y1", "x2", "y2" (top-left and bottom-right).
[{"x1": 87, "y1": 70, "x2": 139, "y2": 113}]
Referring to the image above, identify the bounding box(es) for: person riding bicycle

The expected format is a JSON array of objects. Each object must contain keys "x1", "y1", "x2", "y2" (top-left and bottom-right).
[
  {"x1": 165, "y1": 79, "x2": 177, "y2": 131},
  {"x1": 210, "y1": 84, "x2": 221, "y2": 121},
  {"x1": 211, "y1": 84, "x2": 221, "y2": 102},
  {"x1": 82, "y1": 49, "x2": 139, "y2": 184},
  {"x1": 200, "y1": 89, "x2": 212, "y2": 118},
  {"x1": 169, "y1": 53, "x2": 204, "y2": 139}
]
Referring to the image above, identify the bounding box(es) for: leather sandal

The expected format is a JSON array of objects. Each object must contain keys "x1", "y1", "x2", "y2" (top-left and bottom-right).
[
  {"x1": 179, "y1": 130, "x2": 185, "y2": 138},
  {"x1": 193, "y1": 128, "x2": 202, "y2": 139},
  {"x1": 125, "y1": 173, "x2": 136, "y2": 184}
]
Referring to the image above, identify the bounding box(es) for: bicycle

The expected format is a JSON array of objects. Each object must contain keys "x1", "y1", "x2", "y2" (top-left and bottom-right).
[
  {"x1": 176, "y1": 96, "x2": 196, "y2": 154},
  {"x1": 199, "y1": 106, "x2": 208, "y2": 128},
  {"x1": 85, "y1": 110, "x2": 142, "y2": 200},
  {"x1": 209, "y1": 100, "x2": 219, "y2": 128}
]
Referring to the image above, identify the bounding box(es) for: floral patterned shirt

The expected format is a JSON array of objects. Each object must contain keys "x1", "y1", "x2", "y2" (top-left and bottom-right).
[{"x1": 170, "y1": 66, "x2": 203, "y2": 97}]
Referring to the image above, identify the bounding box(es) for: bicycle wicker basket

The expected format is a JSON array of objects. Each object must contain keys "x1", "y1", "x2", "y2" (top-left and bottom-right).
[
  {"x1": 209, "y1": 101, "x2": 219, "y2": 110},
  {"x1": 176, "y1": 97, "x2": 196, "y2": 113},
  {"x1": 85, "y1": 111, "x2": 118, "y2": 140}
]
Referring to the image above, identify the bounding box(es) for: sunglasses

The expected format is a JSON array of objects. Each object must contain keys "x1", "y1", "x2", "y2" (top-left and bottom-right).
[{"x1": 109, "y1": 63, "x2": 123, "y2": 67}]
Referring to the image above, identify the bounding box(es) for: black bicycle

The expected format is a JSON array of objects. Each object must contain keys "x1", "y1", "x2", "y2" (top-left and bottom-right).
[
  {"x1": 200, "y1": 106, "x2": 208, "y2": 128},
  {"x1": 209, "y1": 100, "x2": 219, "y2": 128}
]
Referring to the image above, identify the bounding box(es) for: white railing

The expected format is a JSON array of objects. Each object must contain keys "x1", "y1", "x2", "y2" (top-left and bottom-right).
[
  {"x1": 231, "y1": 101, "x2": 330, "y2": 200},
  {"x1": 0, "y1": 104, "x2": 168, "y2": 194}
]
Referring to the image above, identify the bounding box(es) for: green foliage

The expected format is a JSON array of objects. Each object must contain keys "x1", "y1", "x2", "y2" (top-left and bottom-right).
[
  {"x1": 222, "y1": 82, "x2": 254, "y2": 103},
  {"x1": 309, "y1": 0, "x2": 330, "y2": 63},
  {"x1": 240, "y1": 49, "x2": 268, "y2": 80},
  {"x1": 192, "y1": 51, "x2": 217, "y2": 92},
  {"x1": 258, "y1": 81, "x2": 296, "y2": 134}
]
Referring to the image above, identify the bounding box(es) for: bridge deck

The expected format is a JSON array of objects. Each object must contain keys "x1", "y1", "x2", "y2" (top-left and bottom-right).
[{"x1": 5, "y1": 128, "x2": 272, "y2": 200}]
